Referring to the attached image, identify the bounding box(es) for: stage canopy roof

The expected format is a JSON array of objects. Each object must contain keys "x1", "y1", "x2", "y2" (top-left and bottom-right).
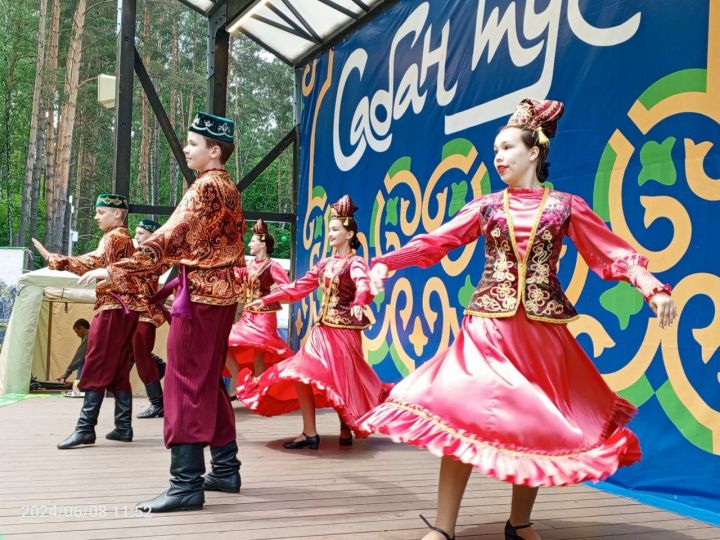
[
  {"x1": 180, "y1": 0, "x2": 389, "y2": 66},
  {"x1": 178, "y1": 0, "x2": 223, "y2": 14}
]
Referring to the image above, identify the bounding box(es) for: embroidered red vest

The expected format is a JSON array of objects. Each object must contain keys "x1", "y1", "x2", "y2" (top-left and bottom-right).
[
  {"x1": 464, "y1": 188, "x2": 579, "y2": 323},
  {"x1": 244, "y1": 260, "x2": 282, "y2": 313},
  {"x1": 317, "y1": 256, "x2": 371, "y2": 329}
]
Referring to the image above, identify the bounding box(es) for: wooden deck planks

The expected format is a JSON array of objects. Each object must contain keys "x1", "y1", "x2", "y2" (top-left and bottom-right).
[{"x1": 0, "y1": 397, "x2": 716, "y2": 540}]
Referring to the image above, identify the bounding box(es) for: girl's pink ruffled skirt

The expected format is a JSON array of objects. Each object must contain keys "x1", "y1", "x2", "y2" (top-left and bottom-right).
[
  {"x1": 237, "y1": 324, "x2": 392, "y2": 437},
  {"x1": 228, "y1": 311, "x2": 291, "y2": 373},
  {"x1": 357, "y1": 310, "x2": 641, "y2": 487}
]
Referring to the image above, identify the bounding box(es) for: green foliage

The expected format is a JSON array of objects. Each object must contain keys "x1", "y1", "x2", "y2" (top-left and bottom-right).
[
  {"x1": 0, "y1": 0, "x2": 39, "y2": 246},
  {"x1": 1, "y1": 1, "x2": 295, "y2": 264}
]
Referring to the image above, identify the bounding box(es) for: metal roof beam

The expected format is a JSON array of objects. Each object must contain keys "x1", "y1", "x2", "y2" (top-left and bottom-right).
[
  {"x1": 348, "y1": 0, "x2": 370, "y2": 11},
  {"x1": 177, "y1": 0, "x2": 210, "y2": 15},
  {"x1": 267, "y1": 2, "x2": 321, "y2": 44},
  {"x1": 250, "y1": 13, "x2": 316, "y2": 43},
  {"x1": 134, "y1": 47, "x2": 195, "y2": 187},
  {"x1": 315, "y1": 0, "x2": 360, "y2": 20},
  {"x1": 225, "y1": 0, "x2": 258, "y2": 24},
  {"x1": 294, "y1": 0, "x2": 396, "y2": 67},
  {"x1": 237, "y1": 127, "x2": 297, "y2": 192},
  {"x1": 279, "y1": 0, "x2": 323, "y2": 44}
]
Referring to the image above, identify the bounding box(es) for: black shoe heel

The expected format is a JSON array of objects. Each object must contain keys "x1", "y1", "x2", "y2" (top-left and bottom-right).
[
  {"x1": 505, "y1": 520, "x2": 533, "y2": 540},
  {"x1": 419, "y1": 514, "x2": 454, "y2": 540},
  {"x1": 338, "y1": 428, "x2": 353, "y2": 446},
  {"x1": 282, "y1": 433, "x2": 320, "y2": 450}
]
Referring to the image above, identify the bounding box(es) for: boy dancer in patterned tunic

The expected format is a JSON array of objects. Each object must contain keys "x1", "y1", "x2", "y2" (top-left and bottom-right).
[
  {"x1": 33, "y1": 194, "x2": 143, "y2": 449},
  {"x1": 80, "y1": 112, "x2": 246, "y2": 513},
  {"x1": 132, "y1": 218, "x2": 168, "y2": 419}
]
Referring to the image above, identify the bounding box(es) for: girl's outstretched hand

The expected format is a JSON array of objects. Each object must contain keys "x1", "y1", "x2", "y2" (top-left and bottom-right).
[
  {"x1": 369, "y1": 263, "x2": 389, "y2": 294},
  {"x1": 245, "y1": 299, "x2": 264, "y2": 310},
  {"x1": 351, "y1": 305, "x2": 364, "y2": 321},
  {"x1": 649, "y1": 292, "x2": 677, "y2": 329}
]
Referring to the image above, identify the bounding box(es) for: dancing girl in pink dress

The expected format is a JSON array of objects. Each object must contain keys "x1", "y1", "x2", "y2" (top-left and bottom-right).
[
  {"x1": 227, "y1": 219, "x2": 291, "y2": 384},
  {"x1": 360, "y1": 99, "x2": 677, "y2": 540},
  {"x1": 238, "y1": 195, "x2": 392, "y2": 449}
]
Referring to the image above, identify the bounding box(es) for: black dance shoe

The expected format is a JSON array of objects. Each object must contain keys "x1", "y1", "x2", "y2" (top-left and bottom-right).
[
  {"x1": 419, "y1": 514, "x2": 454, "y2": 540},
  {"x1": 282, "y1": 433, "x2": 320, "y2": 450},
  {"x1": 505, "y1": 520, "x2": 534, "y2": 540},
  {"x1": 338, "y1": 435, "x2": 353, "y2": 446}
]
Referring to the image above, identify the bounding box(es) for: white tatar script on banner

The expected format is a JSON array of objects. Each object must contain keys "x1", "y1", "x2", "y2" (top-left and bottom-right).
[
  {"x1": 333, "y1": 0, "x2": 641, "y2": 170},
  {"x1": 334, "y1": 3, "x2": 455, "y2": 171}
]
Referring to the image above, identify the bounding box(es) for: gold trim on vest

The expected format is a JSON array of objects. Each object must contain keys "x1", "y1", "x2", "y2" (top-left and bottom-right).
[{"x1": 464, "y1": 188, "x2": 579, "y2": 323}]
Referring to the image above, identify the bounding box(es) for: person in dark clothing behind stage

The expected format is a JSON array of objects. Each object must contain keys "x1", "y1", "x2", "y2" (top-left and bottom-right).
[{"x1": 56, "y1": 318, "x2": 91, "y2": 383}]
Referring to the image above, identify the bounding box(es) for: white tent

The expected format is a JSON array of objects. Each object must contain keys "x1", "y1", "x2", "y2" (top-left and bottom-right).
[
  {"x1": 0, "y1": 259, "x2": 290, "y2": 395},
  {"x1": 0, "y1": 267, "x2": 171, "y2": 395}
]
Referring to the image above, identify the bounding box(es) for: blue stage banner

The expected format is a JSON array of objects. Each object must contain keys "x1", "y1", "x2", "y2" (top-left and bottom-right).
[{"x1": 293, "y1": 0, "x2": 719, "y2": 522}]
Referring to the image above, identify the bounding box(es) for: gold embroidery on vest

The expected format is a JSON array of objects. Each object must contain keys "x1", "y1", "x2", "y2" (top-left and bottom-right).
[
  {"x1": 320, "y1": 265, "x2": 342, "y2": 323},
  {"x1": 506, "y1": 188, "x2": 549, "y2": 319},
  {"x1": 465, "y1": 187, "x2": 556, "y2": 319},
  {"x1": 316, "y1": 254, "x2": 369, "y2": 329},
  {"x1": 245, "y1": 259, "x2": 279, "y2": 312}
]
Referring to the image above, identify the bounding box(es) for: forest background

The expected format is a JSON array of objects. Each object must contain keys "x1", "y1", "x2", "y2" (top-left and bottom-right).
[{"x1": 0, "y1": 0, "x2": 295, "y2": 265}]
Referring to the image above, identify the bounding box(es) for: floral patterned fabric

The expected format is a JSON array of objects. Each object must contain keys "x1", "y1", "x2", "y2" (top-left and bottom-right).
[
  {"x1": 107, "y1": 169, "x2": 246, "y2": 306},
  {"x1": 48, "y1": 226, "x2": 143, "y2": 313}
]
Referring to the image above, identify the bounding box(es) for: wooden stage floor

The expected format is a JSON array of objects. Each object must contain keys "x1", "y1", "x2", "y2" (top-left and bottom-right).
[{"x1": 0, "y1": 396, "x2": 717, "y2": 539}]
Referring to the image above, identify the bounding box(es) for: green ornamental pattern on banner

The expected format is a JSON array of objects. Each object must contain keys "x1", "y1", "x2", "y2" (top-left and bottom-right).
[{"x1": 592, "y1": 65, "x2": 719, "y2": 455}]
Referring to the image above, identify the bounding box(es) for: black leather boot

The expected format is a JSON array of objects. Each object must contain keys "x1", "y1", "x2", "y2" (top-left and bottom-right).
[
  {"x1": 136, "y1": 444, "x2": 205, "y2": 513},
  {"x1": 105, "y1": 391, "x2": 133, "y2": 442},
  {"x1": 203, "y1": 440, "x2": 241, "y2": 493},
  {"x1": 153, "y1": 354, "x2": 166, "y2": 379},
  {"x1": 137, "y1": 381, "x2": 164, "y2": 419},
  {"x1": 57, "y1": 390, "x2": 104, "y2": 449}
]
